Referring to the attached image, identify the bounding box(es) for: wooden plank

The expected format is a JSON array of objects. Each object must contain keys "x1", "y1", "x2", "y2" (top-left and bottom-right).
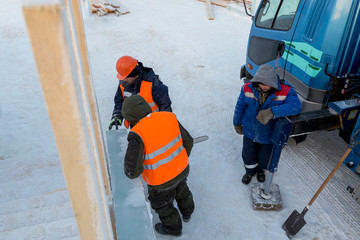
[
  {"x1": 197, "y1": 0, "x2": 227, "y2": 8},
  {"x1": 90, "y1": 0, "x2": 129, "y2": 16},
  {"x1": 90, "y1": 0, "x2": 107, "y2": 15},
  {"x1": 90, "y1": 0, "x2": 101, "y2": 13},
  {"x1": 66, "y1": 0, "x2": 111, "y2": 202},
  {"x1": 107, "y1": 0, "x2": 131, "y2": 15},
  {"x1": 98, "y1": 0, "x2": 117, "y2": 14},
  {"x1": 104, "y1": 0, "x2": 120, "y2": 8},
  {"x1": 206, "y1": 0, "x2": 214, "y2": 20},
  {"x1": 23, "y1": 4, "x2": 114, "y2": 240},
  {"x1": 64, "y1": 0, "x2": 117, "y2": 238}
]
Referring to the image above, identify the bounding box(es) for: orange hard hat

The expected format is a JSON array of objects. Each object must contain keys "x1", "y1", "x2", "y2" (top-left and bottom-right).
[{"x1": 116, "y1": 56, "x2": 138, "y2": 80}]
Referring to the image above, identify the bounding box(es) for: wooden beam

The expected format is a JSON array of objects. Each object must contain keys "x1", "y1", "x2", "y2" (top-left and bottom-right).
[
  {"x1": 64, "y1": 0, "x2": 111, "y2": 202},
  {"x1": 206, "y1": 0, "x2": 214, "y2": 20},
  {"x1": 23, "y1": 4, "x2": 114, "y2": 240},
  {"x1": 197, "y1": 0, "x2": 227, "y2": 8},
  {"x1": 64, "y1": 0, "x2": 117, "y2": 238}
]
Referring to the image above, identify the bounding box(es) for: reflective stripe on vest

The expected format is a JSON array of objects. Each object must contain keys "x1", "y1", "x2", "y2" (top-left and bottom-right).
[
  {"x1": 144, "y1": 134, "x2": 182, "y2": 161},
  {"x1": 131, "y1": 112, "x2": 188, "y2": 186},
  {"x1": 274, "y1": 84, "x2": 291, "y2": 101},
  {"x1": 243, "y1": 83, "x2": 257, "y2": 100},
  {"x1": 244, "y1": 83, "x2": 291, "y2": 102},
  {"x1": 140, "y1": 81, "x2": 159, "y2": 112},
  {"x1": 120, "y1": 81, "x2": 159, "y2": 112},
  {"x1": 245, "y1": 92, "x2": 256, "y2": 99}
]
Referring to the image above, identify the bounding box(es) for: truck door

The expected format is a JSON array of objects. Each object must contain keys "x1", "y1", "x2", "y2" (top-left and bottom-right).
[{"x1": 246, "y1": 0, "x2": 304, "y2": 78}]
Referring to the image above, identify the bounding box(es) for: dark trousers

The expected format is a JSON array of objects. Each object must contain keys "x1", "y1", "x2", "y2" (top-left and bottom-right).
[
  {"x1": 148, "y1": 178, "x2": 194, "y2": 231},
  {"x1": 242, "y1": 136, "x2": 274, "y2": 176}
]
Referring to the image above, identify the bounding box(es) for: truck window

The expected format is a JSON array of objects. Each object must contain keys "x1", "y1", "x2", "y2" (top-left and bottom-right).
[{"x1": 255, "y1": 0, "x2": 301, "y2": 31}]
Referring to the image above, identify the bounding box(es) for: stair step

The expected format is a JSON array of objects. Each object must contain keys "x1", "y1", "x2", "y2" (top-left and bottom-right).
[
  {"x1": 0, "y1": 216, "x2": 79, "y2": 240},
  {"x1": 0, "y1": 173, "x2": 67, "y2": 202},
  {"x1": 0, "y1": 201, "x2": 75, "y2": 232},
  {"x1": 0, "y1": 189, "x2": 70, "y2": 216},
  {"x1": 0, "y1": 155, "x2": 61, "y2": 183}
]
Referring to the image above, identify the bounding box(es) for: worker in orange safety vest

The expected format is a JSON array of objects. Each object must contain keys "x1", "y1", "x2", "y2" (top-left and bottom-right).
[
  {"x1": 121, "y1": 95, "x2": 194, "y2": 237},
  {"x1": 109, "y1": 56, "x2": 172, "y2": 130}
]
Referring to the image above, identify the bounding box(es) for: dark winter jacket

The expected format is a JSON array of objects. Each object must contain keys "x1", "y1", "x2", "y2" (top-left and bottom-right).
[
  {"x1": 112, "y1": 63, "x2": 172, "y2": 116},
  {"x1": 233, "y1": 64, "x2": 301, "y2": 144},
  {"x1": 121, "y1": 95, "x2": 193, "y2": 190}
]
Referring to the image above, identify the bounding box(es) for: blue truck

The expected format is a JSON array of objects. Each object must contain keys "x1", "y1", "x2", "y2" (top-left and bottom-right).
[{"x1": 240, "y1": 0, "x2": 360, "y2": 205}]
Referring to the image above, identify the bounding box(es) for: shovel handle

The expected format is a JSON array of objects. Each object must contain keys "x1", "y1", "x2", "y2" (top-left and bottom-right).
[{"x1": 308, "y1": 148, "x2": 352, "y2": 206}]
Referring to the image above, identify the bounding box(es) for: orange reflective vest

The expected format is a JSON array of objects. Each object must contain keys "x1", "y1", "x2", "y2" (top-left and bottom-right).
[
  {"x1": 120, "y1": 80, "x2": 159, "y2": 112},
  {"x1": 131, "y1": 112, "x2": 189, "y2": 186}
]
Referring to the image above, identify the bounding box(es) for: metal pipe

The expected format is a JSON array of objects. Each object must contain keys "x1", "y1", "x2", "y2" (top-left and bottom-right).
[{"x1": 263, "y1": 171, "x2": 275, "y2": 196}]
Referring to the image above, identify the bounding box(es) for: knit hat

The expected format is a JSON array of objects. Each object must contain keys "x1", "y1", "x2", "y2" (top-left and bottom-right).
[{"x1": 121, "y1": 95, "x2": 152, "y2": 124}]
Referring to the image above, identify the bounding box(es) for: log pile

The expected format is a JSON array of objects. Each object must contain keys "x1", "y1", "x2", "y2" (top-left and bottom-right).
[{"x1": 89, "y1": 0, "x2": 129, "y2": 16}]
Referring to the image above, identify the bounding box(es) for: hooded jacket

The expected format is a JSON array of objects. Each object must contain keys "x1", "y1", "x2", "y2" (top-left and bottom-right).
[
  {"x1": 122, "y1": 95, "x2": 193, "y2": 190},
  {"x1": 233, "y1": 64, "x2": 301, "y2": 144},
  {"x1": 112, "y1": 63, "x2": 172, "y2": 116}
]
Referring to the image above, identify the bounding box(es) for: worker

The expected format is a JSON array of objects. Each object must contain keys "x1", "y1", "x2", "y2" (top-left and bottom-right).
[
  {"x1": 233, "y1": 64, "x2": 301, "y2": 184},
  {"x1": 121, "y1": 95, "x2": 194, "y2": 237},
  {"x1": 109, "y1": 55, "x2": 172, "y2": 130}
]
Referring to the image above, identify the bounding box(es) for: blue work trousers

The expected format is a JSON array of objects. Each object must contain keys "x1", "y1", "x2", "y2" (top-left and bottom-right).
[{"x1": 242, "y1": 136, "x2": 274, "y2": 176}]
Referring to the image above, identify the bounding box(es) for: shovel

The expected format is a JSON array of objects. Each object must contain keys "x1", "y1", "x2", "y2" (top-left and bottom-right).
[{"x1": 282, "y1": 129, "x2": 359, "y2": 238}]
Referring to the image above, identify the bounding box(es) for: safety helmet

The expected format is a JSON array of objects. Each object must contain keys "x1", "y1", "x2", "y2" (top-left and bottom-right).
[{"x1": 116, "y1": 56, "x2": 138, "y2": 80}]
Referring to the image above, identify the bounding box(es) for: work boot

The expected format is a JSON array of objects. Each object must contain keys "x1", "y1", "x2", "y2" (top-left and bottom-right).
[
  {"x1": 257, "y1": 172, "x2": 265, "y2": 182},
  {"x1": 155, "y1": 223, "x2": 182, "y2": 237},
  {"x1": 182, "y1": 214, "x2": 191, "y2": 222},
  {"x1": 242, "y1": 174, "x2": 253, "y2": 185}
]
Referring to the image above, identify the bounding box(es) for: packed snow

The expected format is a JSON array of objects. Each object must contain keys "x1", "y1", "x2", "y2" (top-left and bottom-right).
[{"x1": 1, "y1": 0, "x2": 360, "y2": 239}]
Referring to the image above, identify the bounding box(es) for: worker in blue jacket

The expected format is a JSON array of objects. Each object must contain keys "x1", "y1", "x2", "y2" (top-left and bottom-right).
[
  {"x1": 109, "y1": 56, "x2": 172, "y2": 130},
  {"x1": 233, "y1": 64, "x2": 301, "y2": 184}
]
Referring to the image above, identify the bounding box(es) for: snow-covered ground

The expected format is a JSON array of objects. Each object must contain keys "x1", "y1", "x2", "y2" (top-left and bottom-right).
[{"x1": 1, "y1": 0, "x2": 360, "y2": 239}]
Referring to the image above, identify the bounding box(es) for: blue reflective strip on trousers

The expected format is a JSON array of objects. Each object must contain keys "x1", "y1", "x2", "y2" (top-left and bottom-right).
[{"x1": 143, "y1": 145, "x2": 184, "y2": 170}]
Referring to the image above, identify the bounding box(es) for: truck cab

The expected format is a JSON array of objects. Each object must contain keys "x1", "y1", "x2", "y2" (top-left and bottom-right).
[
  {"x1": 241, "y1": 0, "x2": 360, "y2": 196},
  {"x1": 242, "y1": 0, "x2": 360, "y2": 112}
]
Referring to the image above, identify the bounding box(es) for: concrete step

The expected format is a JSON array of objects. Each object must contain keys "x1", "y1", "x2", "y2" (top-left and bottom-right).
[
  {"x1": 0, "y1": 200, "x2": 74, "y2": 232},
  {"x1": 0, "y1": 173, "x2": 67, "y2": 202},
  {"x1": 0, "y1": 189, "x2": 70, "y2": 216},
  {"x1": 0, "y1": 154, "x2": 78, "y2": 239},
  {"x1": 0, "y1": 217, "x2": 79, "y2": 240}
]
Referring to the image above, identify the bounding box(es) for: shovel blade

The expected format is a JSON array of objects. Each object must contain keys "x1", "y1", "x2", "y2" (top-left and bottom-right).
[{"x1": 282, "y1": 210, "x2": 306, "y2": 238}]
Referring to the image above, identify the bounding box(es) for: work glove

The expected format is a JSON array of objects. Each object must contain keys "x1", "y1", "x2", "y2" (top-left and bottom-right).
[
  {"x1": 108, "y1": 110, "x2": 123, "y2": 130},
  {"x1": 256, "y1": 108, "x2": 274, "y2": 125},
  {"x1": 234, "y1": 125, "x2": 243, "y2": 135}
]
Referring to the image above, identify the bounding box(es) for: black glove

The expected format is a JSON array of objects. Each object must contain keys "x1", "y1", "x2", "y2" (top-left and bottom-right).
[
  {"x1": 234, "y1": 125, "x2": 243, "y2": 135},
  {"x1": 256, "y1": 108, "x2": 274, "y2": 125},
  {"x1": 108, "y1": 111, "x2": 123, "y2": 130}
]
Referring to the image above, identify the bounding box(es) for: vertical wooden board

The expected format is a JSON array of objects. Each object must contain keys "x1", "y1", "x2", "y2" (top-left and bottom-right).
[
  {"x1": 65, "y1": 0, "x2": 117, "y2": 237},
  {"x1": 206, "y1": 0, "x2": 214, "y2": 20},
  {"x1": 66, "y1": 0, "x2": 111, "y2": 197},
  {"x1": 23, "y1": 4, "x2": 113, "y2": 240}
]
